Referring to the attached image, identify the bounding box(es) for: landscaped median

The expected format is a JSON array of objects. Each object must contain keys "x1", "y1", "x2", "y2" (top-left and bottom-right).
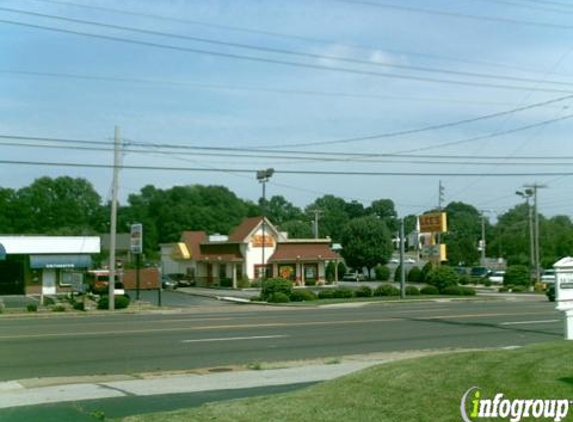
[{"x1": 120, "y1": 341, "x2": 573, "y2": 422}]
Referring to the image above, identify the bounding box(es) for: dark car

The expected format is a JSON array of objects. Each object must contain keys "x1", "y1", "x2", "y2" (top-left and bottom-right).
[{"x1": 470, "y1": 266, "x2": 491, "y2": 279}]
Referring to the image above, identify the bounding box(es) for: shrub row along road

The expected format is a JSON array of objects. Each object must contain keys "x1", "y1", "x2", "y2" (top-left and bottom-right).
[{"x1": 0, "y1": 299, "x2": 562, "y2": 382}]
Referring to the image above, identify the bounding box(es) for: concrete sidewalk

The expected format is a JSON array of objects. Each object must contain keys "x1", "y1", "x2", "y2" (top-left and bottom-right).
[{"x1": 0, "y1": 361, "x2": 378, "y2": 410}]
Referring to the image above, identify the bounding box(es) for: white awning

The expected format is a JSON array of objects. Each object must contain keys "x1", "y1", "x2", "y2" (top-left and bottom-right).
[{"x1": 0, "y1": 236, "x2": 101, "y2": 254}]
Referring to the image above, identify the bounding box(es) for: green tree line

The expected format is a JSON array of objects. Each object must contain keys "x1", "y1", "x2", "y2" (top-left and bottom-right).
[{"x1": 1, "y1": 176, "x2": 572, "y2": 269}]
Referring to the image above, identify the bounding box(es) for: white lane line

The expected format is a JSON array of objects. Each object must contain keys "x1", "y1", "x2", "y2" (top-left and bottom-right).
[
  {"x1": 181, "y1": 334, "x2": 288, "y2": 343},
  {"x1": 500, "y1": 319, "x2": 560, "y2": 326}
]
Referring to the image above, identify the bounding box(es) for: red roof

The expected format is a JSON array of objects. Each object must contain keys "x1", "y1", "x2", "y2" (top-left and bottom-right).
[
  {"x1": 181, "y1": 231, "x2": 207, "y2": 260},
  {"x1": 269, "y1": 242, "x2": 340, "y2": 262},
  {"x1": 199, "y1": 243, "x2": 243, "y2": 262},
  {"x1": 228, "y1": 217, "x2": 263, "y2": 241}
]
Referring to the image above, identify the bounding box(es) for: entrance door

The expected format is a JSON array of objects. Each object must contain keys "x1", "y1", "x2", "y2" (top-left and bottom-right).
[
  {"x1": 0, "y1": 260, "x2": 25, "y2": 295},
  {"x1": 42, "y1": 270, "x2": 57, "y2": 295}
]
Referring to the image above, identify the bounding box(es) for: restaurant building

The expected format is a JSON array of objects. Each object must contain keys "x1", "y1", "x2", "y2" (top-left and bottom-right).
[{"x1": 160, "y1": 217, "x2": 341, "y2": 287}]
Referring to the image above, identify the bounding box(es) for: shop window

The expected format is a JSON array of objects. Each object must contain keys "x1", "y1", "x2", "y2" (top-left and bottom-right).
[
  {"x1": 60, "y1": 271, "x2": 83, "y2": 287},
  {"x1": 278, "y1": 264, "x2": 296, "y2": 281},
  {"x1": 304, "y1": 264, "x2": 318, "y2": 282},
  {"x1": 254, "y1": 265, "x2": 271, "y2": 279}
]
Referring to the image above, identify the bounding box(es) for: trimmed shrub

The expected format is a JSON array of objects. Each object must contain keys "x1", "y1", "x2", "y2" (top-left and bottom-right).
[
  {"x1": 305, "y1": 280, "x2": 317, "y2": 287},
  {"x1": 461, "y1": 286, "x2": 477, "y2": 296},
  {"x1": 73, "y1": 302, "x2": 85, "y2": 311},
  {"x1": 26, "y1": 303, "x2": 38, "y2": 312},
  {"x1": 375, "y1": 265, "x2": 391, "y2": 281},
  {"x1": 318, "y1": 289, "x2": 335, "y2": 299},
  {"x1": 504, "y1": 265, "x2": 530, "y2": 287},
  {"x1": 354, "y1": 286, "x2": 373, "y2": 298},
  {"x1": 405, "y1": 286, "x2": 420, "y2": 296},
  {"x1": 290, "y1": 290, "x2": 318, "y2": 302},
  {"x1": 325, "y1": 261, "x2": 336, "y2": 283},
  {"x1": 420, "y1": 285, "x2": 439, "y2": 295},
  {"x1": 97, "y1": 295, "x2": 130, "y2": 310},
  {"x1": 237, "y1": 276, "x2": 250, "y2": 289},
  {"x1": 374, "y1": 284, "x2": 400, "y2": 297},
  {"x1": 393, "y1": 264, "x2": 403, "y2": 282},
  {"x1": 337, "y1": 262, "x2": 347, "y2": 279},
  {"x1": 425, "y1": 266, "x2": 459, "y2": 292},
  {"x1": 482, "y1": 278, "x2": 492, "y2": 287},
  {"x1": 52, "y1": 305, "x2": 66, "y2": 312},
  {"x1": 333, "y1": 288, "x2": 353, "y2": 298},
  {"x1": 421, "y1": 261, "x2": 434, "y2": 283},
  {"x1": 268, "y1": 292, "x2": 290, "y2": 303},
  {"x1": 219, "y1": 278, "x2": 233, "y2": 288},
  {"x1": 44, "y1": 297, "x2": 55, "y2": 306},
  {"x1": 459, "y1": 275, "x2": 472, "y2": 285},
  {"x1": 407, "y1": 266, "x2": 423, "y2": 283},
  {"x1": 441, "y1": 286, "x2": 463, "y2": 296},
  {"x1": 261, "y1": 278, "x2": 293, "y2": 301}
]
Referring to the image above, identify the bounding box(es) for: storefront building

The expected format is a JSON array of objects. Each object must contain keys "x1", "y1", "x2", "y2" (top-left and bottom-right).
[
  {"x1": 161, "y1": 217, "x2": 341, "y2": 287},
  {"x1": 0, "y1": 236, "x2": 101, "y2": 295}
]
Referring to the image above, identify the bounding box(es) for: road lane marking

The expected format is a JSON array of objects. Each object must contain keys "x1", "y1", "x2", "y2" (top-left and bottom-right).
[
  {"x1": 500, "y1": 319, "x2": 560, "y2": 326},
  {"x1": 0, "y1": 312, "x2": 559, "y2": 340},
  {"x1": 181, "y1": 335, "x2": 288, "y2": 343}
]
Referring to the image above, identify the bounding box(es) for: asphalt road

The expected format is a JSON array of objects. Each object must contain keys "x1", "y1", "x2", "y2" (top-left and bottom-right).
[{"x1": 0, "y1": 299, "x2": 563, "y2": 382}]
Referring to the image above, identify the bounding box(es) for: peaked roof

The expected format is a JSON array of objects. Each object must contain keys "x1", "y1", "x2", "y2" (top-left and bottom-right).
[
  {"x1": 181, "y1": 231, "x2": 207, "y2": 260},
  {"x1": 269, "y1": 242, "x2": 340, "y2": 262},
  {"x1": 228, "y1": 216, "x2": 279, "y2": 242}
]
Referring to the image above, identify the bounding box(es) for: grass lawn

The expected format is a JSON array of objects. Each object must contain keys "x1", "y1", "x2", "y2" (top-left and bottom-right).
[{"x1": 120, "y1": 341, "x2": 573, "y2": 422}]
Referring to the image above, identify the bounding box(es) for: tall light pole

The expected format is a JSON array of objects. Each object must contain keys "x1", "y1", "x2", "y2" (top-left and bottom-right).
[
  {"x1": 516, "y1": 189, "x2": 535, "y2": 282},
  {"x1": 524, "y1": 183, "x2": 547, "y2": 284},
  {"x1": 256, "y1": 168, "x2": 274, "y2": 280}
]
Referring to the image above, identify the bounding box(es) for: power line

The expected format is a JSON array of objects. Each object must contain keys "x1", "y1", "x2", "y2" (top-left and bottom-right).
[
  {"x1": 463, "y1": 0, "x2": 573, "y2": 14},
  {"x1": 6, "y1": 7, "x2": 573, "y2": 89},
  {"x1": 3, "y1": 158, "x2": 573, "y2": 176},
  {"x1": 6, "y1": 69, "x2": 557, "y2": 107},
  {"x1": 26, "y1": 0, "x2": 569, "y2": 77},
  {"x1": 3, "y1": 18, "x2": 573, "y2": 95},
  {"x1": 325, "y1": 0, "x2": 573, "y2": 30}
]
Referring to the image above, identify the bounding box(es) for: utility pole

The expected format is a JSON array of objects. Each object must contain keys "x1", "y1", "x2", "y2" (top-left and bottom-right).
[
  {"x1": 525, "y1": 183, "x2": 547, "y2": 284},
  {"x1": 256, "y1": 169, "x2": 274, "y2": 280},
  {"x1": 480, "y1": 212, "x2": 486, "y2": 266},
  {"x1": 400, "y1": 218, "x2": 406, "y2": 299},
  {"x1": 437, "y1": 180, "x2": 445, "y2": 265},
  {"x1": 108, "y1": 126, "x2": 121, "y2": 311},
  {"x1": 309, "y1": 208, "x2": 322, "y2": 239}
]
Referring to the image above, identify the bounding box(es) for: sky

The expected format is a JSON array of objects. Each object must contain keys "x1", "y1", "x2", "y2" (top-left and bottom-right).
[{"x1": 2, "y1": 0, "x2": 573, "y2": 219}]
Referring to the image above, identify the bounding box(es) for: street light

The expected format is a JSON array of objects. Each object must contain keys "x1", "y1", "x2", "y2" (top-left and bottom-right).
[
  {"x1": 256, "y1": 168, "x2": 274, "y2": 281},
  {"x1": 516, "y1": 189, "x2": 535, "y2": 282}
]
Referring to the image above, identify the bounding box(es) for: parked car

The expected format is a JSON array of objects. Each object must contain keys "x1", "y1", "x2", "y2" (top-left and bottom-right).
[
  {"x1": 541, "y1": 269, "x2": 556, "y2": 285},
  {"x1": 470, "y1": 266, "x2": 491, "y2": 279},
  {"x1": 342, "y1": 272, "x2": 366, "y2": 281},
  {"x1": 161, "y1": 276, "x2": 178, "y2": 290},
  {"x1": 488, "y1": 271, "x2": 505, "y2": 284}
]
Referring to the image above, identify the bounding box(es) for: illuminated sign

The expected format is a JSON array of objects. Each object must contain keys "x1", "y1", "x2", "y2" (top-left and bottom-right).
[
  {"x1": 252, "y1": 234, "x2": 274, "y2": 248},
  {"x1": 419, "y1": 212, "x2": 447, "y2": 233}
]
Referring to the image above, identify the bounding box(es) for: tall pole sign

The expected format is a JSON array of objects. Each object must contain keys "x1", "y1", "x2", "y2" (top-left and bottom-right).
[{"x1": 131, "y1": 223, "x2": 143, "y2": 300}]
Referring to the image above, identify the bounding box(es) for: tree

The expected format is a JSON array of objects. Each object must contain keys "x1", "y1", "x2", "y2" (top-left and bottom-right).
[
  {"x1": 425, "y1": 266, "x2": 459, "y2": 292},
  {"x1": 306, "y1": 195, "x2": 351, "y2": 242},
  {"x1": 340, "y1": 216, "x2": 393, "y2": 276},
  {"x1": 0, "y1": 188, "x2": 16, "y2": 233},
  {"x1": 279, "y1": 220, "x2": 313, "y2": 239},
  {"x1": 368, "y1": 199, "x2": 398, "y2": 231},
  {"x1": 14, "y1": 176, "x2": 102, "y2": 234},
  {"x1": 262, "y1": 195, "x2": 305, "y2": 226},
  {"x1": 442, "y1": 202, "x2": 483, "y2": 266}
]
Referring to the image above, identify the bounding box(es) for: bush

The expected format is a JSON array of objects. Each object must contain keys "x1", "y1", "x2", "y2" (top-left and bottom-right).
[
  {"x1": 441, "y1": 286, "x2": 463, "y2": 296},
  {"x1": 219, "y1": 278, "x2": 233, "y2": 288},
  {"x1": 318, "y1": 289, "x2": 335, "y2": 299},
  {"x1": 268, "y1": 292, "x2": 290, "y2": 303},
  {"x1": 461, "y1": 286, "x2": 477, "y2": 296},
  {"x1": 425, "y1": 266, "x2": 459, "y2": 292},
  {"x1": 407, "y1": 267, "x2": 423, "y2": 283},
  {"x1": 250, "y1": 295, "x2": 262, "y2": 302},
  {"x1": 26, "y1": 303, "x2": 38, "y2": 312},
  {"x1": 405, "y1": 286, "x2": 420, "y2": 296},
  {"x1": 73, "y1": 302, "x2": 85, "y2": 311},
  {"x1": 394, "y1": 264, "x2": 403, "y2": 282},
  {"x1": 511, "y1": 285, "x2": 528, "y2": 293},
  {"x1": 375, "y1": 265, "x2": 391, "y2": 281},
  {"x1": 374, "y1": 284, "x2": 400, "y2": 296},
  {"x1": 305, "y1": 280, "x2": 317, "y2": 286},
  {"x1": 421, "y1": 261, "x2": 434, "y2": 283},
  {"x1": 482, "y1": 278, "x2": 492, "y2": 287},
  {"x1": 354, "y1": 286, "x2": 373, "y2": 297},
  {"x1": 420, "y1": 285, "x2": 439, "y2": 295},
  {"x1": 237, "y1": 276, "x2": 250, "y2": 289},
  {"x1": 261, "y1": 278, "x2": 293, "y2": 301},
  {"x1": 326, "y1": 261, "x2": 336, "y2": 283},
  {"x1": 333, "y1": 288, "x2": 353, "y2": 298},
  {"x1": 52, "y1": 305, "x2": 66, "y2": 312},
  {"x1": 44, "y1": 297, "x2": 55, "y2": 306},
  {"x1": 504, "y1": 265, "x2": 530, "y2": 287},
  {"x1": 97, "y1": 295, "x2": 131, "y2": 310},
  {"x1": 290, "y1": 290, "x2": 318, "y2": 302},
  {"x1": 337, "y1": 262, "x2": 347, "y2": 279},
  {"x1": 458, "y1": 275, "x2": 472, "y2": 285}
]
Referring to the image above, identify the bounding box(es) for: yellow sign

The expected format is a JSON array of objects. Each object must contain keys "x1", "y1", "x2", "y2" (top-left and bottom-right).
[
  {"x1": 252, "y1": 235, "x2": 274, "y2": 248},
  {"x1": 419, "y1": 212, "x2": 447, "y2": 233}
]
